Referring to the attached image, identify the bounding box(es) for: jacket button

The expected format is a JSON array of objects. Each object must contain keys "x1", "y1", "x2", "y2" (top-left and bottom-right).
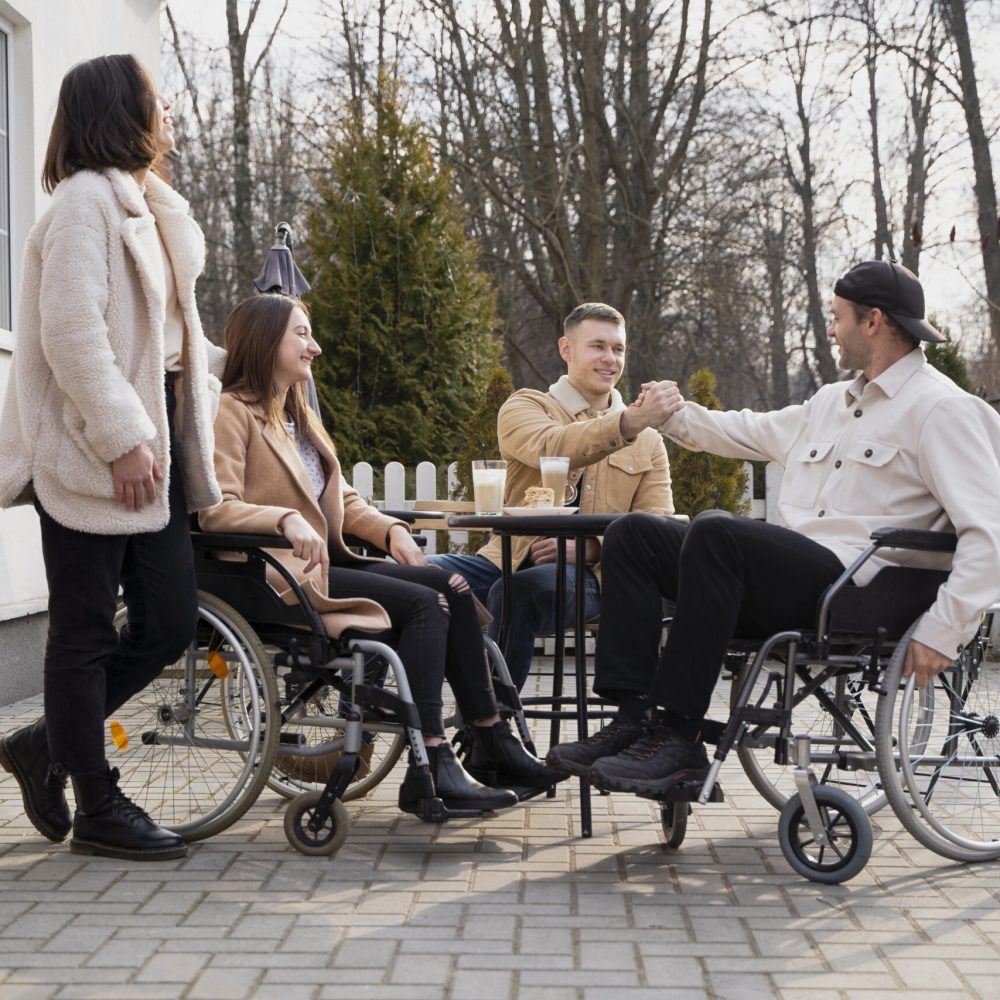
[
  {"x1": 585, "y1": 484, "x2": 592, "y2": 491},
  {"x1": 834, "y1": 460, "x2": 842, "y2": 469},
  {"x1": 627, "y1": 465, "x2": 634, "y2": 472},
  {"x1": 818, "y1": 510, "x2": 825, "y2": 517},
  {"x1": 864, "y1": 448, "x2": 873, "y2": 458},
  {"x1": 854, "y1": 409, "x2": 863, "y2": 418},
  {"x1": 809, "y1": 449, "x2": 817, "y2": 458}
]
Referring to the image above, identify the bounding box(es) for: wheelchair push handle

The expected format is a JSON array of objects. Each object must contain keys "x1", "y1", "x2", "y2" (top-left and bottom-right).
[{"x1": 869, "y1": 528, "x2": 957, "y2": 553}]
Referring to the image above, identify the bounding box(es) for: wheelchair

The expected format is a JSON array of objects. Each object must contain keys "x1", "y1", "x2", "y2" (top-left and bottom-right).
[
  {"x1": 106, "y1": 524, "x2": 542, "y2": 856},
  {"x1": 651, "y1": 527, "x2": 1000, "y2": 884}
]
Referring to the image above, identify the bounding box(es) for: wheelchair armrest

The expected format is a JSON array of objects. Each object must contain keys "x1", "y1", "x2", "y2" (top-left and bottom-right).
[
  {"x1": 870, "y1": 528, "x2": 957, "y2": 553},
  {"x1": 382, "y1": 509, "x2": 438, "y2": 523},
  {"x1": 191, "y1": 530, "x2": 293, "y2": 551}
]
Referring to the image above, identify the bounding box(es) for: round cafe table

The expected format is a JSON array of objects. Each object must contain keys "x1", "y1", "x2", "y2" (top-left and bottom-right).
[{"x1": 448, "y1": 511, "x2": 625, "y2": 837}]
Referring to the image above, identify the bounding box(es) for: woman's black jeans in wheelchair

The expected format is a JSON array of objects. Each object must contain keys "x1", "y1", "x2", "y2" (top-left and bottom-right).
[
  {"x1": 595, "y1": 511, "x2": 845, "y2": 722},
  {"x1": 333, "y1": 562, "x2": 498, "y2": 738},
  {"x1": 36, "y1": 376, "x2": 197, "y2": 774}
]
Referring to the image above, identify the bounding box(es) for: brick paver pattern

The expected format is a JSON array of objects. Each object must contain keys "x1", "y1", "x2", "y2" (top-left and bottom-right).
[{"x1": 3, "y1": 664, "x2": 1000, "y2": 1000}]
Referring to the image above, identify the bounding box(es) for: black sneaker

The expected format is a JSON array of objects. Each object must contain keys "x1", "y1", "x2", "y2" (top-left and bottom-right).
[
  {"x1": 545, "y1": 717, "x2": 644, "y2": 777},
  {"x1": 588, "y1": 724, "x2": 709, "y2": 796}
]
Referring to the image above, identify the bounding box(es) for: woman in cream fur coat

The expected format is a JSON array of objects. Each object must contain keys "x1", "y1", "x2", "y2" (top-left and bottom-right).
[
  {"x1": 203, "y1": 294, "x2": 565, "y2": 820},
  {"x1": 0, "y1": 55, "x2": 224, "y2": 862}
]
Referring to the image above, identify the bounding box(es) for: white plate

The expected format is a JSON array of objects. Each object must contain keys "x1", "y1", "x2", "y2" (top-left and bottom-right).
[{"x1": 502, "y1": 506, "x2": 579, "y2": 516}]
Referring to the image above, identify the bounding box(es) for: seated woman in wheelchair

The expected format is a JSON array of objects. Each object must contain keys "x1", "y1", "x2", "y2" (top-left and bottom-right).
[{"x1": 200, "y1": 294, "x2": 564, "y2": 818}]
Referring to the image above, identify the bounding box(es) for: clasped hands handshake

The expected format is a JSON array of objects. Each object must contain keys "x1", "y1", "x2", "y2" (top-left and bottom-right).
[{"x1": 620, "y1": 379, "x2": 685, "y2": 440}]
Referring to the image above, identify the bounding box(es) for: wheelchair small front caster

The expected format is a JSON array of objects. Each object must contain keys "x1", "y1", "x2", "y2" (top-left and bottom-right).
[
  {"x1": 778, "y1": 785, "x2": 872, "y2": 884},
  {"x1": 284, "y1": 791, "x2": 350, "y2": 856},
  {"x1": 660, "y1": 802, "x2": 689, "y2": 850}
]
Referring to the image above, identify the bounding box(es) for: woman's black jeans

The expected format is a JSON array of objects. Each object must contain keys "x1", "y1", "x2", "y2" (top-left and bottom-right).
[
  {"x1": 330, "y1": 561, "x2": 498, "y2": 737},
  {"x1": 36, "y1": 376, "x2": 197, "y2": 773}
]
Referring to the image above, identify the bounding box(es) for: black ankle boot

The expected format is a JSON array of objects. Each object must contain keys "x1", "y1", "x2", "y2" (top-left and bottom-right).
[
  {"x1": 0, "y1": 719, "x2": 71, "y2": 842},
  {"x1": 398, "y1": 743, "x2": 518, "y2": 815},
  {"x1": 70, "y1": 766, "x2": 187, "y2": 861},
  {"x1": 466, "y1": 720, "x2": 569, "y2": 790}
]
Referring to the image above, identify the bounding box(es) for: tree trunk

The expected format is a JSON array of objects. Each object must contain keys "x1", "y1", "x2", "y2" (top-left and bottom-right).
[
  {"x1": 864, "y1": 2, "x2": 894, "y2": 261},
  {"x1": 942, "y1": 0, "x2": 1000, "y2": 349},
  {"x1": 226, "y1": 0, "x2": 255, "y2": 290}
]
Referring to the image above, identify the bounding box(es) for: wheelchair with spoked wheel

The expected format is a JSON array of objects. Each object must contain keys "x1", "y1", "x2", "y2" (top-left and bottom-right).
[
  {"x1": 106, "y1": 522, "x2": 541, "y2": 856},
  {"x1": 651, "y1": 527, "x2": 1000, "y2": 883}
]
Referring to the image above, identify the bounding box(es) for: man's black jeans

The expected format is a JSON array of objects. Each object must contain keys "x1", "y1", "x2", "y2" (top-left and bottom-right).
[
  {"x1": 594, "y1": 511, "x2": 845, "y2": 720},
  {"x1": 36, "y1": 377, "x2": 197, "y2": 773}
]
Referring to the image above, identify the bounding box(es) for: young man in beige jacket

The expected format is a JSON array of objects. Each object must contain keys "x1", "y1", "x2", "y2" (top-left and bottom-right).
[{"x1": 430, "y1": 303, "x2": 676, "y2": 690}]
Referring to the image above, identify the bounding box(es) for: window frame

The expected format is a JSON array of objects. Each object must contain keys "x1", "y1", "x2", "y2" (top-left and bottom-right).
[{"x1": 0, "y1": 13, "x2": 12, "y2": 349}]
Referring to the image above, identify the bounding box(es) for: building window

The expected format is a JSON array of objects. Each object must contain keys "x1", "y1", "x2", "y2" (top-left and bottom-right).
[{"x1": 0, "y1": 26, "x2": 9, "y2": 332}]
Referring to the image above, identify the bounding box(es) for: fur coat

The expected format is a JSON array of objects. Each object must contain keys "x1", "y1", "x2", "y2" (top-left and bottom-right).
[{"x1": 0, "y1": 168, "x2": 225, "y2": 532}]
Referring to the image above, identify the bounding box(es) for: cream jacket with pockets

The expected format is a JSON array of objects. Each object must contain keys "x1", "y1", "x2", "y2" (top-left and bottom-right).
[
  {"x1": 199, "y1": 393, "x2": 411, "y2": 638},
  {"x1": 661, "y1": 349, "x2": 1000, "y2": 658},
  {"x1": 0, "y1": 168, "x2": 225, "y2": 531},
  {"x1": 477, "y1": 375, "x2": 672, "y2": 577}
]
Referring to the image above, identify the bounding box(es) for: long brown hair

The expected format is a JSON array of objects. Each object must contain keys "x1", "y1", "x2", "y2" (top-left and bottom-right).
[
  {"x1": 222, "y1": 295, "x2": 333, "y2": 450},
  {"x1": 42, "y1": 54, "x2": 162, "y2": 194}
]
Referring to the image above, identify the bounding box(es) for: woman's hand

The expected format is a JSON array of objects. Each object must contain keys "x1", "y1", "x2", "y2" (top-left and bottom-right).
[
  {"x1": 112, "y1": 442, "x2": 162, "y2": 511},
  {"x1": 280, "y1": 513, "x2": 330, "y2": 575},
  {"x1": 388, "y1": 524, "x2": 427, "y2": 566}
]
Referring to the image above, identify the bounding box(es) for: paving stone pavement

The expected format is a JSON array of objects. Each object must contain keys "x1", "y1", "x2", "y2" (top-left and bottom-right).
[{"x1": 3, "y1": 671, "x2": 1000, "y2": 1000}]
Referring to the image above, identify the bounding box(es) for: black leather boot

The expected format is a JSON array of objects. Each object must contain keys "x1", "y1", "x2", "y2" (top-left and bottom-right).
[
  {"x1": 398, "y1": 743, "x2": 518, "y2": 815},
  {"x1": 70, "y1": 766, "x2": 187, "y2": 860},
  {"x1": 0, "y1": 720, "x2": 72, "y2": 842},
  {"x1": 465, "y1": 719, "x2": 569, "y2": 790}
]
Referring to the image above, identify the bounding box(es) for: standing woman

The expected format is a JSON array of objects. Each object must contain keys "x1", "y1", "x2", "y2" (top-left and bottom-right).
[{"x1": 0, "y1": 55, "x2": 224, "y2": 860}]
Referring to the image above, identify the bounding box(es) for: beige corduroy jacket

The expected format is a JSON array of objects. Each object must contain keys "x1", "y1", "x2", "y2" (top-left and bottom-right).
[
  {"x1": 199, "y1": 393, "x2": 412, "y2": 637},
  {"x1": 0, "y1": 168, "x2": 225, "y2": 532},
  {"x1": 477, "y1": 376, "x2": 673, "y2": 576}
]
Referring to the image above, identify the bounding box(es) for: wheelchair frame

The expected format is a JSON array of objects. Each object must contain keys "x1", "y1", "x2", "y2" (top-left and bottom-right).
[
  {"x1": 654, "y1": 528, "x2": 1000, "y2": 883},
  {"x1": 108, "y1": 524, "x2": 546, "y2": 855}
]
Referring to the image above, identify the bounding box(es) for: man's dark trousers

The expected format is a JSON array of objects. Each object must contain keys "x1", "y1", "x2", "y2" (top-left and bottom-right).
[{"x1": 594, "y1": 511, "x2": 846, "y2": 719}]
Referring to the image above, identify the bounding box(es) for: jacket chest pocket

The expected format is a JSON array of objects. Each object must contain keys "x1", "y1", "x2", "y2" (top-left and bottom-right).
[
  {"x1": 604, "y1": 451, "x2": 653, "y2": 512},
  {"x1": 836, "y1": 439, "x2": 899, "y2": 515},
  {"x1": 781, "y1": 440, "x2": 834, "y2": 510}
]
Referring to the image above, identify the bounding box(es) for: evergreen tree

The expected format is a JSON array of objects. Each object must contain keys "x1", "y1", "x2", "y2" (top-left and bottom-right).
[
  {"x1": 925, "y1": 341, "x2": 975, "y2": 393},
  {"x1": 668, "y1": 369, "x2": 750, "y2": 517},
  {"x1": 304, "y1": 79, "x2": 499, "y2": 469}
]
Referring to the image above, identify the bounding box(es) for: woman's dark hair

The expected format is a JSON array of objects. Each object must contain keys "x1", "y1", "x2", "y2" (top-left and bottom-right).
[
  {"x1": 42, "y1": 54, "x2": 161, "y2": 193},
  {"x1": 222, "y1": 294, "x2": 333, "y2": 450}
]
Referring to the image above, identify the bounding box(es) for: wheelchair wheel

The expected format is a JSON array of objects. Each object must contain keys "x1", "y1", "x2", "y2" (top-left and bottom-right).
[
  {"x1": 778, "y1": 785, "x2": 872, "y2": 884},
  {"x1": 660, "y1": 802, "x2": 689, "y2": 850},
  {"x1": 284, "y1": 791, "x2": 350, "y2": 857},
  {"x1": 733, "y1": 659, "x2": 885, "y2": 814},
  {"x1": 110, "y1": 593, "x2": 279, "y2": 840},
  {"x1": 269, "y1": 656, "x2": 405, "y2": 803},
  {"x1": 875, "y1": 621, "x2": 1000, "y2": 863}
]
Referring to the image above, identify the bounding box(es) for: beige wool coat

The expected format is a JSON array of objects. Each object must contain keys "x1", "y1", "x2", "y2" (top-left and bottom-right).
[
  {"x1": 0, "y1": 168, "x2": 225, "y2": 532},
  {"x1": 199, "y1": 393, "x2": 411, "y2": 637}
]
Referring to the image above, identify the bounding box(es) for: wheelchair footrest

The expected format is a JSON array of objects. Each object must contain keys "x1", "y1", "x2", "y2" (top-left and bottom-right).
[
  {"x1": 413, "y1": 796, "x2": 496, "y2": 822},
  {"x1": 645, "y1": 779, "x2": 724, "y2": 805}
]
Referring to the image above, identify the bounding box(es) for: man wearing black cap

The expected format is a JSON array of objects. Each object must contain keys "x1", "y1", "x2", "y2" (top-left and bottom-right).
[{"x1": 547, "y1": 260, "x2": 1000, "y2": 798}]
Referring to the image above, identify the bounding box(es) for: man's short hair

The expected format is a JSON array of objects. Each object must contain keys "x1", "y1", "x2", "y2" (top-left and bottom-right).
[
  {"x1": 849, "y1": 301, "x2": 921, "y2": 352},
  {"x1": 563, "y1": 302, "x2": 626, "y2": 334}
]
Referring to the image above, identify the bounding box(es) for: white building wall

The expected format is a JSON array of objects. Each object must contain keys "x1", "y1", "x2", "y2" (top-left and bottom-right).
[{"x1": 0, "y1": 0, "x2": 161, "y2": 700}]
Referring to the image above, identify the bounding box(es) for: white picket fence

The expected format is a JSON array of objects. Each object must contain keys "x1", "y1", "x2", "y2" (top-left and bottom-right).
[{"x1": 348, "y1": 459, "x2": 784, "y2": 555}]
